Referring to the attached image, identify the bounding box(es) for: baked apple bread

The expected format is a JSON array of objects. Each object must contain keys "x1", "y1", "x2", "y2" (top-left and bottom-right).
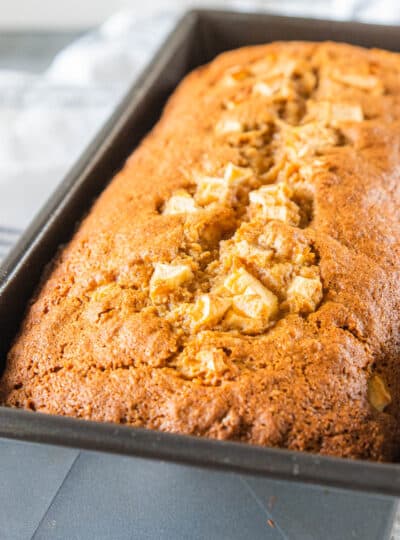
[{"x1": 2, "y1": 42, "x2": 399, "y2": 460}]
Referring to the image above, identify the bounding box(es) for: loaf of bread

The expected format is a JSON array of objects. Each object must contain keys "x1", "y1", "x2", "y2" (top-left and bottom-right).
[{"x1": 2, "y1": 42, "x2": 399, "y2": 461}]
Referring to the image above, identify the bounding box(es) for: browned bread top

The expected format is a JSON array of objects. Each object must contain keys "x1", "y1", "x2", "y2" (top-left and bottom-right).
[{"x1": 2, "y1": 41, "x2": 400, "y2": 460}]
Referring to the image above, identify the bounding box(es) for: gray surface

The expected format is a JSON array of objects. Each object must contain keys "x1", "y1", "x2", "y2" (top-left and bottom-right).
[
  {"x1": 0, "y1": 32, "x2": 86, "y2": 73},
  {"x1": 0, "y1": 439, "x2": 394, "y2": 540},
  {"x1": 0, "y1": 440, "x2": 78, "y2": 540},
  {"x1": 244, "y1": 475, "x2": 396, "y2": 540},
  {"x1": 33, "y1": 452, "x2": 279, "y2": 540}
]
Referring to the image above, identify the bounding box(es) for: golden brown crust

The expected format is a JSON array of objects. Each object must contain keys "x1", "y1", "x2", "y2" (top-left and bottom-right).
[{"x1": 2, "y1": 41, "x2": 400, "y2": 460}]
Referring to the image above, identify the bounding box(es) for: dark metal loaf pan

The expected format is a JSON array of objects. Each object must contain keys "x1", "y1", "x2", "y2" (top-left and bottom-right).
[{"x1": 1, "y1": 9, "x2": 399, "y2": 497}]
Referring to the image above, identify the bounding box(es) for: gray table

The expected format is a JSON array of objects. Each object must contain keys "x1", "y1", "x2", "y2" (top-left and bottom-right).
[{"x1": 0, "y1": 438, "x2": 396, "y2": 540}]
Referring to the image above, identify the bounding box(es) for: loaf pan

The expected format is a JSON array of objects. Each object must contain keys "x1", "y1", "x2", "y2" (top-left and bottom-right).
[{"x1": 1, "y1": 9, "x2": 400, "y2": 498}]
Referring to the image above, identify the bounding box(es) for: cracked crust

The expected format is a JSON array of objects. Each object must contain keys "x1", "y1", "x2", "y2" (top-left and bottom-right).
[{"x1": 1, "y1": 41, "x2": 400, "y2": 461}]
